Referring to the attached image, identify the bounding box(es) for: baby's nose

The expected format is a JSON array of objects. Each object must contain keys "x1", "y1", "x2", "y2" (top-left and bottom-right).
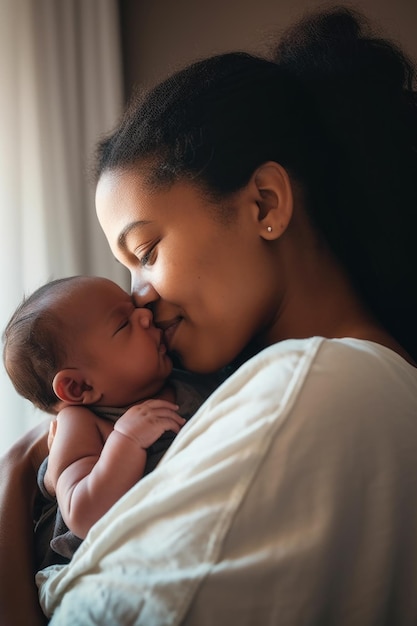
[{"x1": 137, "y1": 307, "x2": 154, "y2": 328}]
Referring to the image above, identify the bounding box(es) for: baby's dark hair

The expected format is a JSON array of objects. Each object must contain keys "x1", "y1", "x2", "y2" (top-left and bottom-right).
[
  {"x1": 95, "y1": 6, "x2": 417, "y2": 359},
  {"x1": 3, "y1": 277, "x2": 83, "y2": 414}
]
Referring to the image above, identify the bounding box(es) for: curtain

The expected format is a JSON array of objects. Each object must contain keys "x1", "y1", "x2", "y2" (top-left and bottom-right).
[{"x1": 0, "y1": 0, "x2": 129, "y2": 455}]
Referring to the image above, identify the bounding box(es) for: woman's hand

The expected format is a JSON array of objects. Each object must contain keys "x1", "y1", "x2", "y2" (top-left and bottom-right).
[{"x1": 0, "y1": 420, "x2": 50, "y2": 626}]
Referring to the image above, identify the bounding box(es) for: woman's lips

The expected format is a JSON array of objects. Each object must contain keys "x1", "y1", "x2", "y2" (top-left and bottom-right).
[{"x1": 156, "y1": 317, "x2": 182, "y2": 350}]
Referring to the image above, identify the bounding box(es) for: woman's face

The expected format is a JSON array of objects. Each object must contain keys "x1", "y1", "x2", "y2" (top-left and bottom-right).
[{"x1": 96, "y1": 168, "x2": 279, "y2": 373}]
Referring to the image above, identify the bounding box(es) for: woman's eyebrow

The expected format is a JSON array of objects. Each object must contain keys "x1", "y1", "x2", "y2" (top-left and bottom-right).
[{"x1": 118, "y1": 220, "x2": 151, "y2": 250}]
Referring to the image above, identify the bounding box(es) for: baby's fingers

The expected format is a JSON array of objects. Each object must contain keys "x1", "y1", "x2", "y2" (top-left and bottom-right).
[
  {"x1": 151, "y1": 409, "x2": 186, "y2": 431},
  {"x1": 115, "y1": 403, "x2": 187, "y2": 448},
  {"x1": 140, "y1": 398, "x2": 180, "y2": 411}
]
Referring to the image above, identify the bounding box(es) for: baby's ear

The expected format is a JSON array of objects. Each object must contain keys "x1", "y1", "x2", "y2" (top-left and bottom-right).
[{"x1": 52, "y1": 369, "x2": 100, "y2": 405}]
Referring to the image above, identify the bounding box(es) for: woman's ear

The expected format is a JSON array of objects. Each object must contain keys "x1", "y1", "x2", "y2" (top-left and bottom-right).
[
  {"x1": 52, "y1": 369, "x2": 101, "y2": 405},
  {"x1": 252, "y1": 161, "x2": 294, "y2": 240}
]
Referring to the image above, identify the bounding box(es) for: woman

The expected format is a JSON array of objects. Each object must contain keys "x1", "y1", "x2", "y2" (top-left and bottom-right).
[{"x1": 2, "y1": 7, "x2": 417, "y2": 625}]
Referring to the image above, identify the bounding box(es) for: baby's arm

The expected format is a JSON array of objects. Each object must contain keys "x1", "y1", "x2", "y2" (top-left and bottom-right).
[{"x1": 46, "y1": 400, "x2": 184, "y2": 540}]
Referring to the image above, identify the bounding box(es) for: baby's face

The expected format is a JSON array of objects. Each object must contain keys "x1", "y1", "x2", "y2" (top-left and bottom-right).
[{"x1": 62, "y1": 277, "x2": 173, "y2": 406}]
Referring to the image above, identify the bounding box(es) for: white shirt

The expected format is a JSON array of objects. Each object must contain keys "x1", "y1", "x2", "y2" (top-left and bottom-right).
[{"x1": 37, "y1": 337, "x2": 417, "y2": 625}]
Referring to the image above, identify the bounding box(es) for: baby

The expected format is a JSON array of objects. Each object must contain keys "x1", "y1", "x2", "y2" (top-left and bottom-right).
[{"x1": 3, "y1": 275, "x2": 219, "y2": 568}]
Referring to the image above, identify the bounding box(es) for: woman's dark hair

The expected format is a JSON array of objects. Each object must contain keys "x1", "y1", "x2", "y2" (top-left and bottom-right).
[
  {"x1": 3, "y1": 277, "x2": 82, "y2": 414},
  {"x1": 96, "y1": 6, "x2": 417, "y2": 359}
]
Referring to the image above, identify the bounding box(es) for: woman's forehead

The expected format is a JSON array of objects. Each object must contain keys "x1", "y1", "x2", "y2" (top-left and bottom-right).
[
  {"x1": 96, "y1": 168, "x2": 157, "y2": 231},
  {"x1": 96, "y1": 169, "x2": 140, "y2": 211},
  {"x1": 96, "y1": 168, "x2": 212, "y2": 236}
]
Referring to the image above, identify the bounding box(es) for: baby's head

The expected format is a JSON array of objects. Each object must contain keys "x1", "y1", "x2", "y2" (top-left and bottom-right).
[{"x1": 3, "y1": 276, "x2": 172, "y2": 414}]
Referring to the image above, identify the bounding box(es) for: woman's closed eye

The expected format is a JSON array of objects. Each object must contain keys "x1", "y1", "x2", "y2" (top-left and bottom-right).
[{"x1": 135, "y1": 241, "x2": 159, "y2": 267}]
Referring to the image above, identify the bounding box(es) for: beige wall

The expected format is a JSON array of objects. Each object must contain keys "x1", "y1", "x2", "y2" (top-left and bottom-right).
[{"x1": 119, "y1": 0, "x2": 417, "y2": 100}]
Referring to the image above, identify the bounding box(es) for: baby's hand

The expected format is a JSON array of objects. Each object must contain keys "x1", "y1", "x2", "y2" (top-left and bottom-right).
[{"x1": 114, "y1": 399, "x2": 185, "y2": 449}]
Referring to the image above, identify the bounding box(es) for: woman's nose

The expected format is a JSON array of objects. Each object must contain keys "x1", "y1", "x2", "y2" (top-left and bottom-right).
[{"x1": 131, "y1": 273, "x2": 159, "y2": 308}]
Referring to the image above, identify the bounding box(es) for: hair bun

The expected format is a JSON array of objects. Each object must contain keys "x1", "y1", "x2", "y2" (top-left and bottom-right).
[{"x1": 274, "y1": 7, "x2": 414, "y2": 94}]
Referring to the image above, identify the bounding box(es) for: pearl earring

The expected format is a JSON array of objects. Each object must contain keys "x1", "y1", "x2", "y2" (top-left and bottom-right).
[{"x1": 267, "y1": 226, "x2": 272, "y2": 232}]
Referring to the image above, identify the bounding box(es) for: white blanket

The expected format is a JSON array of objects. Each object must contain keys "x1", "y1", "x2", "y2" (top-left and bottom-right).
[{"x1": 37, "y1": 337, "x2": 417, "y2": 625}]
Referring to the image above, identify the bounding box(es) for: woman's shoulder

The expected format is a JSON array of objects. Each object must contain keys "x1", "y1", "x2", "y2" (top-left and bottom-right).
[
  {"x1": 210, "y1": 336, "x2": 417, "y2": 433},
  {"x1": 238, "y1": 335, "x2": 417, "y2": 387},
  {"x1": 166, "y1": 335, "x2": 417, "y2": 467}
]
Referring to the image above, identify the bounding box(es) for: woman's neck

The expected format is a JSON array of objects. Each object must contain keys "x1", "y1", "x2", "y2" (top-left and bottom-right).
[{"x1": 264, "y1": 237, "x2": 415, "y2": 365}]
